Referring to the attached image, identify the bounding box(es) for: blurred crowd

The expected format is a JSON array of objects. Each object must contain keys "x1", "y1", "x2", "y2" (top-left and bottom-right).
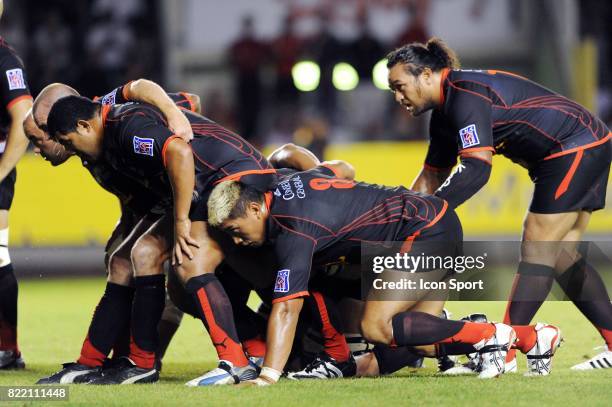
[{"x1": 1, "y1": 0, "x2": 162, "y2": 99}]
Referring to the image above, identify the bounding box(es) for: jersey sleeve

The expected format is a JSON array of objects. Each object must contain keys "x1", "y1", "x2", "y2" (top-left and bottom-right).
[
  {"x1": 0, "y1": 51, "x2": 32, "y2": 110},
  {"x1": 116, "y1": 110, "x2": 180, "y2": 170},
  {"x1": 425, "y1": 110, "x2": 458, "y2": 170},
  {"x1": 168, "y1": 92, "x2": 197, "y2": 112},
  {"x1": 271, "y1": 233, "x2": 315, "y2": 303},
  {"x1": 445, "y1": 90, "x2": 494, "y2": 154},
  {"x1": 97, "y1": 84, "x2": 130, "y2": 105}
]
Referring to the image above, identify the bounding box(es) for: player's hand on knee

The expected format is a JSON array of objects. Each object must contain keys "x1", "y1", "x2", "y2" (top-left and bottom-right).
[{"x1": 173, "y1": 219, "x2": 200, "y2": 265}]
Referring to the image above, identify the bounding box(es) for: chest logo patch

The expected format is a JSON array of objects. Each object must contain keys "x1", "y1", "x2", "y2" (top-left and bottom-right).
[
  {"x1": 274, "y1": 269, "x2": 290, "y2": 293},
  {"x1": 6, "y1": 68, "x2": 26, "y2": 90},
  {"x1": 459, "y1": 124, "x2": 480, "y2": 148},
  {"x1": 133, "y1": 136, "x2": 154, "y2": 157}
]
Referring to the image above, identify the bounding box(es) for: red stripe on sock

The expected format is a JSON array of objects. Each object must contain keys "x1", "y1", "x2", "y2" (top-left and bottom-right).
[
  {"x1": 312, "y1": 292, "x2": 350, "y2": 362},
  {"x1": 129, "y1": 336, "x2": 156, "y2": 369},
  {"x1": 196, "y1": 288, "x2": 248, "y2": 366},
  {"x1": 439, "y1": 322, "x2": 495, "y2": 345},
  {"x1": 77, "y1": 336, "x2": 106, "y2": 367},
  {"x1": 512, "y1": 325, "x2": 537, "y2": 353},
  {"x1": 242, "y1": 335, "x2": 266, "y2": 358},
  {"x1": 598, "y1": 327, "x2": 612, "y2": 351}
]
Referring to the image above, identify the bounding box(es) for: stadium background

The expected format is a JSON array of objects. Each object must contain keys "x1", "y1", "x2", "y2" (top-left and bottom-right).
[{"x1": 2, "y1": 0, "x2": 610, "y2": 276}]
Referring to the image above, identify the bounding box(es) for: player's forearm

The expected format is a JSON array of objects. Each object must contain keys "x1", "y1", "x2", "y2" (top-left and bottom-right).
[
  {"x1": 435, "y1": 156, "x2": 491, "y2": 208},
  {"x1": 165, "y1": 141, "x2": 195, "y2": 221},
  {"x1": 410, "y1": 167, "x2": 450, "y2": 194},
  {"x1": 0, "y1": 123, "x2": 29, "y2": 181},
  {"x1": 0, "y1": 100, "x2": 32, "y2": 181},
  {"x1": 127, "y1": 79, "x2": 184, "y2": 121},
  {"x1": 263, "y1": 298, "x2": 303, "y2": 374},
  {"x1": 268, "y1": 143, "x2": 320, "y2": 171}
]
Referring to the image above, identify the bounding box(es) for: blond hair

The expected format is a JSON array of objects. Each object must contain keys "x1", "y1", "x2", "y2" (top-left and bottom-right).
[{"x1": 207, "y1": 181, "x2": 242, "y2": 227}]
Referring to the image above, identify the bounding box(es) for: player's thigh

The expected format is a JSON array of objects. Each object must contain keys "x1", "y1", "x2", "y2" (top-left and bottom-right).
[
  {"x1": 521, "y1": 211, "x2": 580, "y2": 266},
  {"x1": 0, "y1": 210, "x2": 7, "y2": 231},
  {"x1": 174, "y1": 221, "x2": 224, "y2": 283},
  {"x1": 555, "y1": 211, "x2": 592, "y2": 272},
  {"x1": 107, "y1": 215, "x2": 158, "y2": 284},
  {"x1": 131, "y1": 214, "x2": 173, "y2": 276}
]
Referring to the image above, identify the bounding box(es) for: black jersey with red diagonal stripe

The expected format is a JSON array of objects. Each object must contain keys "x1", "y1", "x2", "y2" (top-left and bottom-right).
[
  {"x1": 100, "y1": 102, "x2": 274, "y2": 201},
  {"x1": 426, "y1": 69, "x2": 610, "y2": 169},
  {"x1": 265, "y1": 166, "x2": 447, "y2": 303}
]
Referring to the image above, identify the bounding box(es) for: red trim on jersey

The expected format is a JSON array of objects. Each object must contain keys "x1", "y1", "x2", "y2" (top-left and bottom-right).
[
  {"x1": 554, "y1": 149, "x2": 583, "y2": 200},
  {"x1": 400, "y1": 200, "x2": 449, "y2": 253},
  {"x1": 161, "y1": 135, "x2": 180, "y2": 167},
  {"x1": 272, "y1": 291, "x2": 310, "y2": 304},
  {"x1": 264, "y1": 191, "x2": 273, "y2": 211},
  {"x1": 543, "y1": 132, "x2": 611, "y2": 161},
  {"x1": 215, "y1": 168, "x2": 277, "y2": 184},
  {"x1": 6, "y1": 94, "x2": 32, "y2": 110},
  {"x1": 101, "y1": 104, "x2": 111, "y2": 127},
  {"x1": 439, "y1": 68, "x2": 450, "y2": 106},
  {"x1": 179, "y1": 92, "x2": 195, "y2": 112},
  {"x1": 459, "y1": 146, "x2": 495, "y2": 154},
  {"x1": 460, "y1": 151, "x2": 493, "y2": 165}
]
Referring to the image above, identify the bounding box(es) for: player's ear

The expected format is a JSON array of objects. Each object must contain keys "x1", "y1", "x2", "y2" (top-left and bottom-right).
[
  {"x1": 76, "y1": 119, "x2": 92, "y2": 134},
  {"x1": 421, "y1": 67, "x2": 433, "y2": 84},
  {"x1": 250, "y1": 201, "x2": 263, "y2": 218}
]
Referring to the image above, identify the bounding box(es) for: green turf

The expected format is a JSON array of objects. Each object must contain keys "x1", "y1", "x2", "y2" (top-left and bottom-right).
[{"x1": 1, "y1": 277, "x2": 611, "y2": 406}]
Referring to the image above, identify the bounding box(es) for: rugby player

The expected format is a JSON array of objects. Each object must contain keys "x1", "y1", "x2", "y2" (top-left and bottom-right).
[
  {"x1": 46, "y1": 95, "x2": 278, "y2": 385},
  {"x1": 0, "y1": 0, "x2": 33, "y2": 369},
  {"x1": 207, "y1": 168, "x2": 559, "y2": 383},
  {"x1": 26, "y1": 81, "x2": 199, "y2": 383},
  {"x1": 386, "y1": 37, "x2": 611, "y2": 372}
]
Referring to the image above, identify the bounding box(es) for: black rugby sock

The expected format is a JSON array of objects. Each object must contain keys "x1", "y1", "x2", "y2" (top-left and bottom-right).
[
  {"x1": 130, "y1": 275, "x2": 165, "y2": 369},
  {"x1": 0, "y1": 264, "x2": 18, "y2": 353}
]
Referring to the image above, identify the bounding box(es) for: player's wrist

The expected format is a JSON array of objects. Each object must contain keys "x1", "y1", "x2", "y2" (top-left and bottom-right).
[{"x1": 259, "y1": 367, "x2": 282, "y2": 383}]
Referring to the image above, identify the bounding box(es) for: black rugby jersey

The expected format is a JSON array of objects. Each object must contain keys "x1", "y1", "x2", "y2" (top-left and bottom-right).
[
  {"x1": 0, "y1": 37, "x2": 31, "y2": 149},
  {"x1": 100, "y1": 103, "x2": 275, "y2": 202},
  {"x1": 426, "y1": 69, "x2": 611, "y2": 169},
  {"x1": 264, "y1": 166, "x2": 447, "y2": 303}
]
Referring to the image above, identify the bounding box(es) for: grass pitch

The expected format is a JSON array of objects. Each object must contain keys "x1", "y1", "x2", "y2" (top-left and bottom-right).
[{"x1": 1, "y1": 277, "x2": 611, "y2": 406}]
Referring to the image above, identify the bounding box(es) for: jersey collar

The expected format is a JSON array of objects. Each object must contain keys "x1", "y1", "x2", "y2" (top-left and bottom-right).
[{"x1": 439, "y1": 68, "x2": 451, "y2": 107}]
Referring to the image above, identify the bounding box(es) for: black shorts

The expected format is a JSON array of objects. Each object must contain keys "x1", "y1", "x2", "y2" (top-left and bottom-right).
[
  {"x1": 529, "y1": 138, "x2": 611, "y2": 214},
  {"x1": 0, "y1": 168, "x2": 16, "y2": 210},
  {"x1": 399, "y1": 205, "x2": 464, "y2": 258}
]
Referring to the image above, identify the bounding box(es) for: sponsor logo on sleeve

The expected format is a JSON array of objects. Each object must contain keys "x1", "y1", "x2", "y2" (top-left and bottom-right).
[
  {"x1": 459, "y1": 124, "x2": 480, "y2": 148},
  {"x1": 6, "y1": 68, "x2": 26, "y2": 90},
  {"x1": 133, "y1": 136, "x2": 154, "y2": 157},
  {"x1": 274, "y1": 269, "x2": 290, "y2": 293},
  {"x1": 100, "y1": 88, "x2": 118, "y2": 105}
]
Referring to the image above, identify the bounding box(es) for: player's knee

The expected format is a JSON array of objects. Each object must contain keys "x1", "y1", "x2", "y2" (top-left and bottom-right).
[
  {"x1": 107, "y1": 253, "x2": 133, "y2": 285},
  {"x1": 360, "y1": 318, "x2": 393, "y2": 345},
  {"x1": 131, "y1": 237, "x2": 166, "y2": 276}
]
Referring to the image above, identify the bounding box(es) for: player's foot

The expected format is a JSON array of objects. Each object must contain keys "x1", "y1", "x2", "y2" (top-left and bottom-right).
[
  {"x1": 287, "y1": 353, "x2": 356, "y2": 380},
  {"x1": 524, "y1": 323, "x2": 562, "y2": 376},
  {"x1": 477, "y1": 323, "x2": 516, "y2": 379},
  {"x1": 36, "y1": 362, "x2": 101, "y2": 384},
  {"x1": 570, "y1": 347, "x2": 612, "y2": 370},
  {"x1": 505, "y1": 355, "x2": 518, "y2": 373},
  {"x1": 185, "y1": 360, "x2": 258, "y2": 386},
  {"x1": 0, "y1": 350, "x2": 25, "y2": 369},
  {"x1": 248, "y1": 355, "x2": 264, "y2": 372},
  {"x1": 88, "y1": 358, "x2": 159, "y2": 385},
  {"x1": 75, "y1": 357, "x2": 134, "y2": 384}
]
